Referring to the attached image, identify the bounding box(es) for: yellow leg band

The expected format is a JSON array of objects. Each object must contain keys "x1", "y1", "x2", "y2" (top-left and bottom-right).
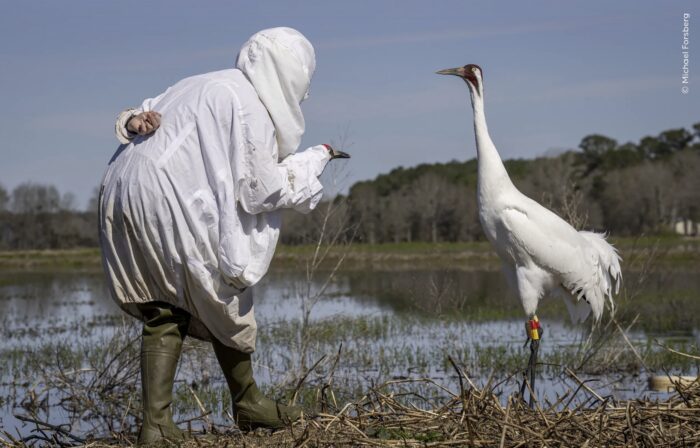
[{"x1": 527, "y1": 316, "x2": 541, "y2": 340}]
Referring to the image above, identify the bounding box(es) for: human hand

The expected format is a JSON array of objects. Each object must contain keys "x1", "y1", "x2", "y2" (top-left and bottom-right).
[
  {"x1": 126, "y1": 111, "x2": 161, "y2": 136},
  {"x1": 322, "y1": 144, "x2": 350, "y2": 160}
]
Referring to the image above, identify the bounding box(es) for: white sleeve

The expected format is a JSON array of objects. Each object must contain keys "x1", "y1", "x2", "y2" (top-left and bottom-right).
[
  {"x1": 238, "y1": 144, "x2": 331, "y2": 215},
  {"x1": 114, "y1": 108, "x2": 138, "y2": 144},
  {"x1": 278, "y1": 146, "x2": 332, "y2": 213}
]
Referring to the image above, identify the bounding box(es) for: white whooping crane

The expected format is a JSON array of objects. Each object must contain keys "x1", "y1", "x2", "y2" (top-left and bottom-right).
[{"x1": 437, "y1": 64, "x2": 622, "y2": 404}]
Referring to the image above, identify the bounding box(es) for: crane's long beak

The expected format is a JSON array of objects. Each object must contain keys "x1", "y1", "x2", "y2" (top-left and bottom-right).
[{"x1": 436, "y1": 67, "x2": 461, "y2": 76}]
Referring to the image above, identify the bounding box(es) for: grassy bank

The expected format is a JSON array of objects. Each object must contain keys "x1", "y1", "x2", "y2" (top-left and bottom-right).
[
  {"x1": 1, "y1": 236, "x2": 698, "y2": 271},
  {"x1": 0, "y1": 248, "x2": 102, "y2": 271}
]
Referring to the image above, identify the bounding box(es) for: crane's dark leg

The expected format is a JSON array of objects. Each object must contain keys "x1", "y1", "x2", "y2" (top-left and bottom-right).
[
  {"x1": 520, "y1": 316, "x2": 542, "y2": 408},
  {"x1": 527, "y1": 338, "x2": 539, "y2": 408}
]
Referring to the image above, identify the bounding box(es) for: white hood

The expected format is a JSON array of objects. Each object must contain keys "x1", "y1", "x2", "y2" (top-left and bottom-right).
[{"x1": 236, "y1": 27, "x2": 316, "y2": 160}]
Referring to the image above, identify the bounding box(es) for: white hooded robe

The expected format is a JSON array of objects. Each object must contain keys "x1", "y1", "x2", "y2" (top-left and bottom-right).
[{"x1": 99, "y1": 28, "x2": 329, "y2": 352}]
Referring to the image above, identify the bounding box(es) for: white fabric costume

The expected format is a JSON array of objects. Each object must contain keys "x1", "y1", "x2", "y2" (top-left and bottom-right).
[{"x1": 100, "y1": 28, "x2": 330, "y2": 352}]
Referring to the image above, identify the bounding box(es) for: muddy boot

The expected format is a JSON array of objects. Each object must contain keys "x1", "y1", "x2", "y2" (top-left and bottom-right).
[
  {"x1": 137, "y1": 302, "x2": 190, "y2": 445},
  {"x1": 212, "y1": 339, "x2": 302, "y2": 430}
]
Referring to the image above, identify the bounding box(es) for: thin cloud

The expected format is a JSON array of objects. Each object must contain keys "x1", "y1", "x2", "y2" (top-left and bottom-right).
[
  {"x1": 317, "y1": 15, "x2": 625, "y2": 50},
  {"x1": 527, "y1": 75, "x2": 669, "y2": 102}
]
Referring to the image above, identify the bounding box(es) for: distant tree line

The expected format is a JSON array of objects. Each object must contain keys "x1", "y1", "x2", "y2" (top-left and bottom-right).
[
  {"x1": 1, "y1": 123, "x2": 699, "y2": 250},
  {"x1": 282, "y1": 123, "x2": 700, "y2": 244},
  {"x1": 0, "y1": 184, "x2": 98, "y2": 250}
]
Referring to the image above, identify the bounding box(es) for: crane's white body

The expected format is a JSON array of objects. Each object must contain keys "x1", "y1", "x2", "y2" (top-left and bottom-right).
[{"x1": 467, "y1": 69, "x2": 621, "y2": 322}]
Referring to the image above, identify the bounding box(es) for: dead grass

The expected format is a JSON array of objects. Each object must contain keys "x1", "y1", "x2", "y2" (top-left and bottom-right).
[{"x1": 4, "y1": 368, "x2": 699, "y2": 447}]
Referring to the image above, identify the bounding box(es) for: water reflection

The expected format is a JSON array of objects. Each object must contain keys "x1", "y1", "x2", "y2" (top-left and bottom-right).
[{"x1": 1, "y1": 268, "x2": 699, "y2": 346}]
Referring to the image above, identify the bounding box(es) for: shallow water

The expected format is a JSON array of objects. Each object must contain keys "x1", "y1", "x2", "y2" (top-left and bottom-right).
[{"x1": 1, "y1": 268, "x2": 699, "y2": 439}]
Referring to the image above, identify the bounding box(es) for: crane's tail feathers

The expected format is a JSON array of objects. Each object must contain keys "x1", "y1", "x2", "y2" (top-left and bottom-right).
[
  {"x1": 560, "y1": 290, "x2": 592, "y2": 324},
  {"x1": 578, "y1": 231, "x2": 623, "y2": 318}
]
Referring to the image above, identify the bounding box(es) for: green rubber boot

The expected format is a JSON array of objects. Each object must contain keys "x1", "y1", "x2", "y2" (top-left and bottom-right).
[
  {"x1": 137, "y1": 302, "x2": 190, "y2": 445},
  {"x1": 212, "y1": 339, "x2": 302, "y2": 430}
]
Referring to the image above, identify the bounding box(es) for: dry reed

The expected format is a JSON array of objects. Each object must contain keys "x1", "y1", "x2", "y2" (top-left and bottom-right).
[{"x1": 4, "y1": 367, "x2": 699, "y2": 447}]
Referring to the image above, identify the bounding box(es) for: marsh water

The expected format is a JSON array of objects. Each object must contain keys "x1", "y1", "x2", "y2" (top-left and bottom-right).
[{"x1": 1, "y1": 266, "x2": 699, "y2": 438}]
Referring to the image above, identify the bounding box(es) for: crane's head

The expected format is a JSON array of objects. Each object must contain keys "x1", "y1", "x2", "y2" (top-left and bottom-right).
[{"x1": 436, "y1": 64, "x2": 483, "y2": 96}]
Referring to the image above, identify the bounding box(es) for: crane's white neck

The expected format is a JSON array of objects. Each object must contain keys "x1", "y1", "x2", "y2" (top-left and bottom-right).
[{"x1": 468, "y1": 81, "x2": 512, "y2": 196}]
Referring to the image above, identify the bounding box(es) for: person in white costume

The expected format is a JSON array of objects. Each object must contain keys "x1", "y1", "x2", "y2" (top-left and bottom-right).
[{"x1": 100, "y1": 27, "x2": 348, "y2": 443}]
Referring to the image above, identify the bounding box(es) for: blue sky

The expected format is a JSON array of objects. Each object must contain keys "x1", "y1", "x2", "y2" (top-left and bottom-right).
[{"x1": 0, "y1": 1, "x2": 697, "y2": 208}]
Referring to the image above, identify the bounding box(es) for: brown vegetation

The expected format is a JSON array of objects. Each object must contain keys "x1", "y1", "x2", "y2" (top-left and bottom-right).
[{"x1": 4, "y1": 368, "x2": 699, "y2": 447}]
